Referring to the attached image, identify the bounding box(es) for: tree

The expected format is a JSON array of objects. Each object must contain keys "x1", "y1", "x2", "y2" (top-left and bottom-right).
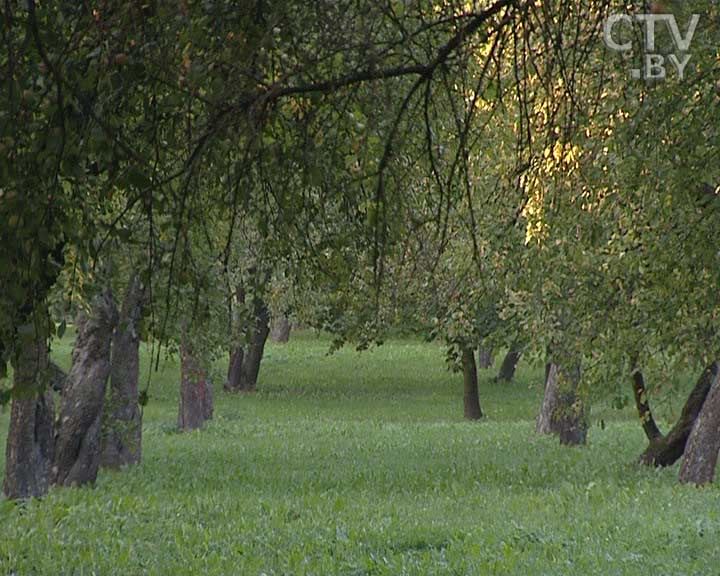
[
  {"x1": 101, "y1": 273, "x2": 146, "y2": 468},
  {"x1": 477, "y1": 348, "x2": 493, "y2": 369},
  {"x1": 53, "y1": 291, "x2": 118, "y2": 487},
  {"x1": 225, "y1": 275, "x2": 271, "y2": 393},
  {"x1": 679, "y1": 366, "x2": 720, "y2": 485},
  {"x1": 462, "y1": 347, "x2": 482, "y2": 420},
  {"x1": 536, "y1": 362, "x2": 587, "y2": 445},
  {"x1": 496, "y1": 349, "x2": 521, "y2": 383},
  {"x1": 15, "y1": 0, "x2": 718, "y2": 492},
  {"x1": 3, "y1": 316, "x2": 54, "y2": 499},
  {"x1": 165, "y1": 255, "x2": 225, "y2": 431},
  {"x1": 638, "y1": 363, "x2": 719, "y2": 467},
  {"x1": 178, "y1": 338, "x2": 214, "y2": 431},
  {"x1": 270, "y1": 315, "x2": 292, "y2": 344}
]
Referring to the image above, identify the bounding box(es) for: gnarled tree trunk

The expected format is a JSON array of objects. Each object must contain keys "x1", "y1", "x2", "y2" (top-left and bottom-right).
[
  {"x1": 536, "y1": 362, "x2": 586, "y2": 445},
  {"x1": 639, "y1": 362, "x2": 718, "y2": 467},
  {"x1": 556, "y1": 365, "x2": 587, "y2": 446},
  {"x1": 226, "y1": 296, "x2": 270, "y2": 393},
  {"x1": 462, "y1": 347, "x2": 482, "y2": 420},
  {"x1": 53, "y1": 292, "x2": 118, "y2": 488},
  {"x1": 178, "y1": 340, "x2": 213, "y2": 430},
  {"x1": 101, "y1": 275, "x2": 145, "y2": 468},
  {"x1": 3, "y1": 327, "x2": 55, "y2": 499},
  {"x1": 679, "y1": 366, "x2": 720, "y2": 485},
  {"x1": 496, "y1": 349, "x2": 521, "y2": 383},
  {"x1": 536, "y1": 363, "x2": 561, "y2": 435},
  {"x1": 270, "y1": 314, "x2": 291, "y2": 343}
]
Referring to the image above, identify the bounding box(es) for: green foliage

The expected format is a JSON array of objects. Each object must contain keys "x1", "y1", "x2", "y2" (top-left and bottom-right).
[{"x1": 0, "y1": 334, "x2": 718, "y2": 574}]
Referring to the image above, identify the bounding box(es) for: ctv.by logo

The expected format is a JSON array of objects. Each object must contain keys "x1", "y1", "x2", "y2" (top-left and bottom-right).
[{"x1": 603, "y1": 11, "x2": 700, "y2": 80}]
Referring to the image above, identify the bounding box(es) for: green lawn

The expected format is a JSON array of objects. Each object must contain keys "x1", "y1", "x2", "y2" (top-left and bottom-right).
[{"x1": 1, "y1": 333, "x2": 718, "y2": 575}]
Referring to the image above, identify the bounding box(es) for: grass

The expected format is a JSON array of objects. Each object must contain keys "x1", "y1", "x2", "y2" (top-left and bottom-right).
[{"x1": 0, "y1": 332, "x2": 718, "y2": 575}]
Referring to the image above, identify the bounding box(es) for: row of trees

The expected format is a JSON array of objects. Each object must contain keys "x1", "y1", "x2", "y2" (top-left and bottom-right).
[{"x1": 1, "y1": 0, "x2": 719, "y2": 499}]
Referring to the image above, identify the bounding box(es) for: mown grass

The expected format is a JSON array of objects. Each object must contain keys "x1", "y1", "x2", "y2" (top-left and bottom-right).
[{"x1": 1, "y1": 332, "x2": 718, "y2": 575}]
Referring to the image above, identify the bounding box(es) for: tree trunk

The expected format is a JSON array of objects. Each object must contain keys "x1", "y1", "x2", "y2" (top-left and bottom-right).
[
  {"x1": 225, "y1": 283, "x2": 246, "y2": 392},
  {"x1": 631, "y1": 369, "x2": 662, "y2": 442},
  {"x1": 679, "y1": 366, "x2": 720, "y2": 484},
  {"x1": 462, "y1": 347, "x2": 482, "y2": 420},
  {"x1": 536, "y1": 362, "x2": 561, "y2": 435},
  {"x1": 556, "y1": 365, "x2": 587, "y2": 446},
  {"x1": 226, "y1": 346, "x2": 244, "y2": 391},
  {"x1": 496, "y1": 349, "x2": 521, "y2": 383},
  {"x1": 639, "y1": 362, "x2": 718, "y2": 466},
  {"x1": 536, "y1": 362, "x2": 586, "y2": 445},
  {"x1": 226, "y1": 296, "x2": 270, "y2": 392},
  {"x1": 3, "y1": 328, "x2": 55, "y2": 500},
  {"x1": 240, "y1": 297, "x2": 270, "y2": 391},
  {"x1": 178, "y1": 340, "x2": 213, "y2": 430},
  {"x1": 53, "y1": 291, "x2": 118, "y2": 488},
  {"x1": 48, "y1": 360, "x2": 67, "y2": 392},
  {"x1": 477, "y1": 347, "x2": 493, "y2": 369},
  {"x1": 270, "y1": 314, "x2": 291, "y2": 343},
  {"x1": 101, "y1": 275, "x2": 144, "y2": 468}
]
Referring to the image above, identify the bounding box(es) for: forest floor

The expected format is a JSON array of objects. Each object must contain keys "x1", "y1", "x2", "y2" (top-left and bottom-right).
[{"x1": 1, "y1": 332, "x2": 718, "y2": 575}]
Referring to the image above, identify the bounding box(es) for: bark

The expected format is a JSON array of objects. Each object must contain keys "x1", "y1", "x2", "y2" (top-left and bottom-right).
[
  {"x1": 3, "y1": 332, "x2": 54, "y2": 499},
  {"x1": 225, "y1": 296, "x2": 270, "y2": 392},
  {"x1": 496, "y1": 349, "x2": 521, "y2": 383},
  {"x1": 536, "y1": 362, "x2": 586, "y2": 445},
  {"x1": 240, "y1": 297, "x2": 270, "y2": 390},
  {"x1": 100, "y1": 275, "x2": 144, "y2": 468},
  {"x1": 53, "y1": 291, "x2": 118, "y2": 488},
  {"x1": 631, "y1": 370, "x2": 662, "y2": 442},
  {"x1": 225, "y1": 283, "x2": 246, "y2": 391},
  {"x1": 270, "y1": 314, "x2": 291, "y2": 343},
  {"x1": 477, "y1": 347, "x2": 493, "y2": 369},
  {"x1": 462, "y1": 347, "x2": 482, "y2": 420},
  {"x1": 679, "y1": 365, "x2": 720, "y2": 485},
  {"x1": 640, "y1": 362, "x2": 719, "y2": 467},
  {"x1": 557, "y1": 374, "x2": 587, "y2": 446},
  {"x1": 226, "y1": 346, "x2": 244, "y2": 391},
  {"x1": 178, "y1": 340, "x2": 213, "y2": 430},
  {"x1": 536, "y1": 363, "x2": 561, "y2": 435},
  {"x1": 48, "y1": 360, "x2": 67, "y2": 392}
]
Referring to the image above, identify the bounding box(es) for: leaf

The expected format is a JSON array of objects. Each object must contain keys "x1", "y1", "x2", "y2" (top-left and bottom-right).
[
  {"x1": 121, "y1": 167, "x2": 152, "y2": 191},
  {"x1": 57, "y1": 320, "x2": 67, "y2": 339}
]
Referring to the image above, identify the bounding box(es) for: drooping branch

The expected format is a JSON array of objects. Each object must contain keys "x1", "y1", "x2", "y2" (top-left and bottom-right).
[{"x1": 262, "y1": 0, "x2": 519, "y2": 103}]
